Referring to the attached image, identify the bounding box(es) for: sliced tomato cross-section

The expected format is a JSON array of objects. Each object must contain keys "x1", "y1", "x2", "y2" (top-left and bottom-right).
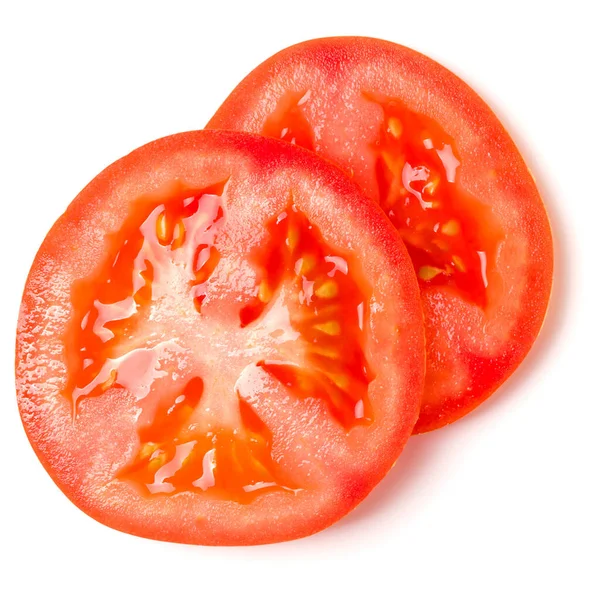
[
  {"x1": 16, "y1": 130, "x2": 424, "y2": 545},
  {"x1": 208, "y1": 37, "x2": 554, "y2": 432}
]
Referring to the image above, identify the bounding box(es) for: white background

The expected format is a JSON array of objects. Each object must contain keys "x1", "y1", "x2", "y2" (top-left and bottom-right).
[{"x1": 1, "y1": 1, "x2": 598, "y2": 598}]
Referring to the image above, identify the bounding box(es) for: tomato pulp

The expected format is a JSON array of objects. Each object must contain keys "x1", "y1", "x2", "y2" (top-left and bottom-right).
[
  {"x1": 208, "y1": 37, "x2": 554, "y2": 432},
  {"x1": 16, "y1": 131, "x2": 424, "y2": 544}
]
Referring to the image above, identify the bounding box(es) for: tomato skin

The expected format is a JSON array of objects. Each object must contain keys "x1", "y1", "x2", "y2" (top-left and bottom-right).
[
  {"x1": 16, "y1": 130, "x2": 425, "y2": 545},
  {"x1": 207, "y1": 37, "x2": 554, "y2": 433}
]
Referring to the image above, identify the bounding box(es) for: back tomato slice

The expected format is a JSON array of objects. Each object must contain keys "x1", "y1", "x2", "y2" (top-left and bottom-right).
[
  {"x1": 16, "y1": 130, "x2": 424, "y2": 545},
  {"x1": 207, "y1": 37, "x2": 554, "y2": 433}
]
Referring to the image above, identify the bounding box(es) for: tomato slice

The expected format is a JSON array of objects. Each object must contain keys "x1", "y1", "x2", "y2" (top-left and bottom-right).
[
  {"x1": 207, "y1": 37, "x2": 554, "y2": 433},
  {"x1": 16, "y1": 130, "x2": 424, "y2": 545}
]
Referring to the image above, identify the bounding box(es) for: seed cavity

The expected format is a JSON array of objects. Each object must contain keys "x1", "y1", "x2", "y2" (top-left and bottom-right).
[
  {"x1": 364, "y1": 91, "x2": 505, "y2": 307},
  {"x1": 240, "y1": 204, "x2": 373, "y2": 429}
]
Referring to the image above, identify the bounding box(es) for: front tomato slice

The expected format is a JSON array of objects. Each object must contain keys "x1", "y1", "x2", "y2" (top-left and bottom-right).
[
  {"x1": 207, "y1": 37, "x2": 554, "y2": 433},
  {"x1": 16, "y1": 131, "x2": 424, "y2": 545}
]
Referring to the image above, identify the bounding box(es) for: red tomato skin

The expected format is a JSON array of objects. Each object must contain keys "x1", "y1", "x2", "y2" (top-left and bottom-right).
[
  {"x1": 207, "y1": 37, "x2": 554, "y2": 433},
  {"x1": 16, "y1": 130, "x2": 425, "y2": 545}
]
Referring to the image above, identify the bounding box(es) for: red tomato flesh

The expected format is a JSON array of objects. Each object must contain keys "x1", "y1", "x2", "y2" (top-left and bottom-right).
[
  {"x1": 16, "y1": 131, "x2": 424, "y2": 544},
  {"x1": 208, "y1": 37, "x2": 554, "y2": 432}
]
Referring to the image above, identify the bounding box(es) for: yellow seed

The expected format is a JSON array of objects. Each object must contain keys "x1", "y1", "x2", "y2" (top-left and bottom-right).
[
  {"x1": 312, "y1": 347, "x2": 339, "y2": 360},
  {"x1": 297, "y1": 375, "x2": 315, "y2": 393},
  {"x1": 307, "y1": 304, "x2": 340, "y2": 321},
  {"x1": 327, "y1": 372, "x2": 350, "y2": 391},
  {"x1": 432, "y1": 239, "x2": 449, "y2": 252},
  {"x1": 232, "y1": 441, "x2": 255, "y2": 476},
  {"x1": 139, "y1": 442, "x2": 158, "y2": 460},
  {"x1": 388, "y1": 117, "x2": 403, "y2": 138},
  {"x1": 452, "y1": 255, "x2": 466, "y2": 272},
  {"x1": 382, "y1": 151, "x2": 402, "y2": 176},
  {"x1": 423, "y1": 176, "x2": 440, "y2": 195},
  {"x1": 171, "y1": 219, "x2": 186, "y2": 250},
  {"x1": 155, "y1": 212, "x2": 169, "y2": 244},
  {"x1": 402, "y1": 232, "x2": 424, "y2": 250},
  {"x1": 315, "y1": 280, "x2": 338, "y2": 299},
  {"x1": 297, "y1": 254, "x2": 317, "y2": 276},
  {"x1": 247, "y1": 453, "x2": 273, "y2": 480},
  {"x1": 441, "y1": 219, "x2": 460, "y2": 236},
  {"x1": 327, "y1": 388, "x2": 346, "y2": 411},
  {"x1": 178, "y1": 405, "x2": 195, "y2": 422},
  {"x1": 314, "y1": 320, "x2": 341, "y2": 335},
  {"x1": 181, "y1": 448, "x2": 196, "y2": 469},
  {"x1": 258, "y1": 280, "x2": 272, "y2": 303},
  {"x1": 286, "y1": 225, "x2": 299, "y2": 252},
  {"x1": 149, "y1": 452, "x2": 168, "y2": 470},
  {"x1": 100, "y1": 369, "x2": 117, "y2": 391},
  {"x1": 418, "y1": 266, "x2": 444, "y2": 281}
]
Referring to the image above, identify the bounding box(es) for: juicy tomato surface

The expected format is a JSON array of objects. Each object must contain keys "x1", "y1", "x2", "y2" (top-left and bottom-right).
[
  {"x1": 16, "y1": 130, "x2": 424, "y2": 545},
  {"x1": 208, "y1": 37, "x2": 554, "y2": 433}
]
